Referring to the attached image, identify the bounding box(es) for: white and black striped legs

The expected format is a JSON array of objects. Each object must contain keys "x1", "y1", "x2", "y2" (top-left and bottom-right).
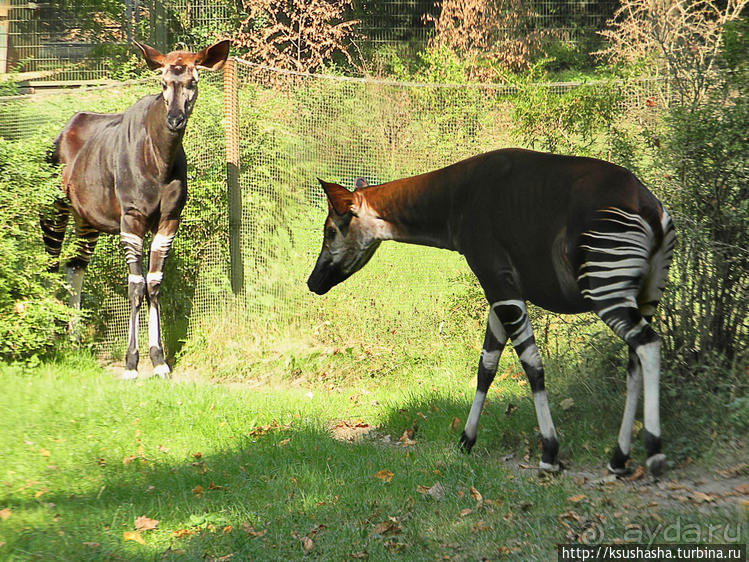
[
  {"x1": 120, "y1": 225, "x2": 175, "y2": 380},
  {"x1": 146, "y1": 232, "x2": 175, "y2": 378},
  {"x1": 121, "y1": 230, "x2": 146, "y2": 380},
  {"x1": 460, "y1": 305, "x2": 507, "y2": 452},
  {"x1": 460, "y1": 300, "x2": 561, "y2": 472},
  {"x1": 579, "y1": 207, "x2": 673, "y2": 476}
]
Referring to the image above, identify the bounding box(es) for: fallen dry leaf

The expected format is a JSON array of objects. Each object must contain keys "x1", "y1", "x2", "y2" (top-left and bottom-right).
[
  {"x1": 567, "y1": 494, "x2": 586, "y2": 503},
  {"x1": 39, "y1": 448, "x2": 50, "y2": 457},
  {"x1": 459, "y1": 508, "x2": 472, "y2": 517},
  {"x1": 135, "y1": 515, "x2": 159, "y2": 531},
  {"x1": 301, "y1": 536, "x2": 314, "y2": 552},
  {"x1": 172, "y1": 529, "x2": 194, "y2": 538},
  {"x1": 469, "y1": 486, "x2": 483, "y2": 502},
  {"x1": 625, "y1": 466, "x2": 646, "y2": 481},
  {"x1": 374, "y1": 470, "x2": 393, "y2": 483},
  {"x1": 0, "y1": 508, "x2": 11, "y2": 520},
  {"x1": 278, "y1": 438, "x2": 291, "y2": 447},
  {"x1": 34, "y1": 488, "x2": 48, "y2": 499},
  {"x1": 692, "y1": 491, "x2": 714, "y2": 503},
  {"x1": 560, "y1": 398, "x2": 575, "y2": 410},
  {"x1": 735, "y1": 483, "x2": 749, "y2": 494},
  {"x1": 417, "y1": 481, "x2": 445, "y2": 501},
  {"x1": 82, "y1": 542, "x2": 99, "y2": 549},
  {"x1": 123, "y1": 530, "x2": 145, "y2": 544},
  {"x1": 450, "y1": 417, "x2": 461, "y2": 432},
  {"x1": 122, "y1": 455, "x2": 137, "y2": 465},
  {"x1": 350, "y1": 552, "x2": 368, "y2": 559},
  {"x1": 192, "y1": 484, "x2": 204, "y2": 498},
  {"x1": 372, "y1": 518, "x2": 401, "y2": 536},
  {"x1": 193, "y1": 452, "x2": 202, "y2": 459},
  {"x1": 473, "y1": 520, "x2": 492, "y2": 532}
]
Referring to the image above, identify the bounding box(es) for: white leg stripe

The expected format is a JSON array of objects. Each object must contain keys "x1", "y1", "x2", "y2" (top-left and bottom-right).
[
  {"x1": 637, "y1": 341, "x2": 661, "y2": 437},
  {"x1": 617, "y1": 365, "x2": 642, "y2": 455},
  {"x1": 518, "y1": 346, "x2": 543, "y2": 369},
  {"x1": 532, "y1": 391, "x2": 557, "y2": 440},
  {"x1": 480, "y1": 349, "x2": 500, "y2": 370},
  {"x1": 121, "y1": 233, "x2": 143, "y2": 246},
  {"x1": 463, "y1": 390, "x2": 486, "y2": 441},
  {"x1": 151, "y1": 233, "x2": 175, "y2": 256},
  {"x1": 66, "y1": 266, "x2": 85, "y2": 309},
  {"x1": 148, "y1": 303, "x2": 161, "y2": 349},
  {"x1": 128, "y1": 274, "x2": 145, "y2": 284},
  {"x1": 487, "y1": 309, "x2": 507, "y2": 344},
  {"x1": 146, "y1": 271, "x2": 164, "y2": 283}
]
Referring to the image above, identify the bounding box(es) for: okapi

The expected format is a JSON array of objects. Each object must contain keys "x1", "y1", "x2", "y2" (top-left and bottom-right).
[
  {"x1": 308, "y1": 148, "x2": 675, "y2": 475},
  {"x1": 42, "y1": 40, "x2": 230, "y2": 379}
]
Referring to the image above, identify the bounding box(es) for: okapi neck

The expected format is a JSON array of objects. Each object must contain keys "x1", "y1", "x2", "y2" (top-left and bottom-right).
[
  {"x1": 145, "y1": 98, "x2": 185, "y2": 167},
  {"x1": 363, "y1": 168, "x2": 464, "y2": 250}
]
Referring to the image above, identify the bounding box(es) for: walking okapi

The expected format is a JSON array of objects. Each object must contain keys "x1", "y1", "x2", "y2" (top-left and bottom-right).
[
  {"x1": 42, "y1": 40, "x2": 230, "y2": 379},
  {"x1": 308, "y1": 149, "x2": 675, "y2": 475}
]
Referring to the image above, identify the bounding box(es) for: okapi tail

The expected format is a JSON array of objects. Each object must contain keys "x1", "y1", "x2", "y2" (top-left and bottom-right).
[{"x1": 639, "y1": 208, "x2": 676, "y2": 318}]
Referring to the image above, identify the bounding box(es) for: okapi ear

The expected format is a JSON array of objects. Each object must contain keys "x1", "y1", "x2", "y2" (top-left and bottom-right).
[
  {"x1": 134, "y1": 41, "x2": 165, "y2": 71},
  {"x1": 319, "y1": 179, "x2": 353, "y2": 216},
  {"x1": 195, "y1": 40, "x2": 231, "y2": 71}
]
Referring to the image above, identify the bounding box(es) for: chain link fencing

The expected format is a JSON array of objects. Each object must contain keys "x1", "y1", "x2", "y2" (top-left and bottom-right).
[{"x1": 0, "y1": 62, "x2": 665, "y2": 361}]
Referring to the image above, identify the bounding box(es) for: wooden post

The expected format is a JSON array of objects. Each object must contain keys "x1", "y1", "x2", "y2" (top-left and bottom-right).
[{"x1": 223, "y1": 57, "x2": 244, "y2": 294}]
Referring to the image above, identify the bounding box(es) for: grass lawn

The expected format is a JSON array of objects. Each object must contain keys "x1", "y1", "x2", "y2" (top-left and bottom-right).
[{"x1": 1, "y1": 348, "x2": 746, "y2": 561}]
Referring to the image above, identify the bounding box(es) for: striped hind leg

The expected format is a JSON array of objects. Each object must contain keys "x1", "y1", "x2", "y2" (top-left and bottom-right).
[
  {"x1": 40, "y1": 198, "x2": 71, "y2": 272},
  {"x1": 65, "y1": 216, "x2": 100, "y2": 310},
  {"x1": 579, "y1": 207, "x2": 670, "y2": 475}
]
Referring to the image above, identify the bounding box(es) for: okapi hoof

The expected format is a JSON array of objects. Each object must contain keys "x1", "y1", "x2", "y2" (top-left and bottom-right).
[
  {"x1": 153, "y1": 364, "x2": 171, "y2": 379},
  {"x1": 458, "y1": 431, "x2": 475, "y2": 453},
  {"x1": 607, "y1": 445, "x2": 630, "y2": 476},
  {"x1": 121, "y1": 369, "x2": 139, "y2": 380},
  {"x1": 646, "y1": 453, "x2": 667, "y2": 476}
]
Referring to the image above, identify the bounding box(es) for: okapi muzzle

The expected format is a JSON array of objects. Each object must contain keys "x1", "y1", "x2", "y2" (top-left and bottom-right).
[{"x1": 307, "y1": 179, "x2": 381, "y2": 294}]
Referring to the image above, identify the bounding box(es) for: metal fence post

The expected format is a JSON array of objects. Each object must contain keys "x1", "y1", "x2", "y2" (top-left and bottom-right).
[{"x1": 224, "y1": 57, "x2": 244, "y2": 294}]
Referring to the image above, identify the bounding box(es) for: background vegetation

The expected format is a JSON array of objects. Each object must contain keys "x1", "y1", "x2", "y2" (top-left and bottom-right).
[{"x1": 0, "y1": 2, "x2": 747, "y2": 559}]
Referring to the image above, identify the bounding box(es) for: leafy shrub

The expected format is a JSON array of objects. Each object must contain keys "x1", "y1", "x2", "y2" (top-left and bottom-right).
[{"x1": 0, "y1": 139, "x2": 73, "y2": 360}]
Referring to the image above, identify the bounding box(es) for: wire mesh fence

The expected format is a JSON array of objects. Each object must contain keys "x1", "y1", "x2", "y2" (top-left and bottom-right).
[{"x1": 0, "y1": 60, "x2": 665, "y2": 360}]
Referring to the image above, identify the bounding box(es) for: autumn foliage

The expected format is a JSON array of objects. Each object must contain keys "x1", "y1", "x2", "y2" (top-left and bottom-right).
[
  {"x1": 427, "y1": 0, "x2": 564, "y2": 76},
  {"x1": 234, "y1": 0, "x2": 360, "y2": 73}
]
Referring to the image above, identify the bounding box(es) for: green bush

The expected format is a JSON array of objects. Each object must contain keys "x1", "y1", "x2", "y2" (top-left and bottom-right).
[
  {"x1": 0, "y1": 138, "x2": 73, "y2": 360},
  {"x1": 654, "y1": 74, "x2": 749, "y2": 366}
]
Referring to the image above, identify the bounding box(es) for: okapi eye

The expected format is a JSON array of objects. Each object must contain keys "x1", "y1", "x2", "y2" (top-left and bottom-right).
[{"x1": 161, "y1": 82, "x2": 167, "y2": 90}]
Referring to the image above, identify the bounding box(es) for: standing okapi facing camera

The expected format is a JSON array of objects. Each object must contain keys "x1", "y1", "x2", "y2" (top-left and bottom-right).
[
  {"x1": 308, "y1": 149, "x2": 675, "y2": 475},
  {"x1": 42, "y1": 40, "x2": 230, "y2": 379}
]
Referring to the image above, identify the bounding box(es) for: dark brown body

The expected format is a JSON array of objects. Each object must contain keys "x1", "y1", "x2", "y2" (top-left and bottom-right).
[
  {"x1": 54, "y1": 95, "x2": 187, "y2": 236},
  {"x1": 309, "y1": 147, "x2": 675, "y2": 475},
  {"x1": 41, "y1": 40, "x2": 229, "y2": 380}
]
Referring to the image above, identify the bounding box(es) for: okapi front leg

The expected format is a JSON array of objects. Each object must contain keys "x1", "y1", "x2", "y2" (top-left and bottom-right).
[
  {"x1": 120, "y1": 217, "x2": 147, "y2": 380},
  {"x1": 460, "y1": 305, "x2": 507, "y2": 452},
  {"x1": 495, "y1": 300, "x2": 560, "y2": 472},
  {"x1": 146, "y1": 223, "x2": 177, "y2": 378}
]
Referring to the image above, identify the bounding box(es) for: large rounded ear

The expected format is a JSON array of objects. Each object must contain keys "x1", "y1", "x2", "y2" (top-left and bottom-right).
[
  {"x1": 195, "y1": 40, "x2": 231, "y2": 71},
  {"x1": 134, "y1": 41, "x2": 165, "y2": 71},
  {"x1": 319, "y1": 179, "x2": 353, "y2": 216}
]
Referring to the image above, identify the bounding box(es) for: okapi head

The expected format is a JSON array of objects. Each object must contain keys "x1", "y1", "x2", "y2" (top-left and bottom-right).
[
  {"x1": 307, "y1": 179, "x2": 382, "y2": 295},
  {"x1": 134, "y1": 39, "x2": 230, "y2": 131}
]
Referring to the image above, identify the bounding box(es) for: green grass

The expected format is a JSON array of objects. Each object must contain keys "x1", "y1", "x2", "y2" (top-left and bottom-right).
[{"x1": 1, "y1": 348, "x2": 746, "y2": 561}]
